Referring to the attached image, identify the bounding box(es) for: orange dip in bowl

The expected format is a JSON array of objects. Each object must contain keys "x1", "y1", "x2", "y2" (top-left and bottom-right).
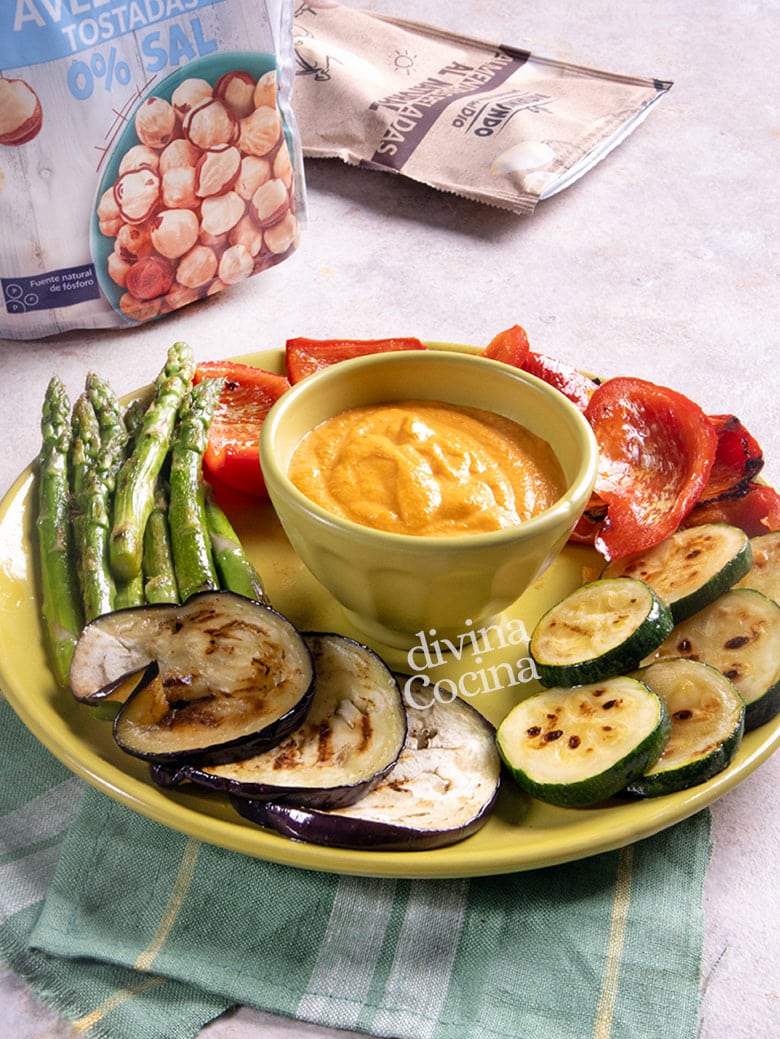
[{"x1": 288, "y1": 400, "x2": 566, "y2": 536}]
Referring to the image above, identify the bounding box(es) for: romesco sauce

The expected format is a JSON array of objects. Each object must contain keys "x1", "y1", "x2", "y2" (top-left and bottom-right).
[{"x1": 288, "y1": 400, "x2": 566, "y2": 536}]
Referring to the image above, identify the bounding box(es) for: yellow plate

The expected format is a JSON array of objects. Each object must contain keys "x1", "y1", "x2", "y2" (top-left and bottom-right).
[{"x1": 1, "y1": 346, "x2": 779, "y2": 879}]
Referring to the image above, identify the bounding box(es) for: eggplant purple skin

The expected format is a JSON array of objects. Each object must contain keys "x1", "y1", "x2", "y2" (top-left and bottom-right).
[
  {"x1": 150, "y1": 630, "x2": 408, "y2": 806},
  {"x1": 226, "y1": 691, "x2": 502, "y2": 852},
  {"x1": 75, "y1": 666, "x2": 147, "y2": 705},
  {"x1": 70, "y1": 597, "x2": 190, "y2": 706},
  {"x1": 114, "y1": 661, "x2": 316, "y2": 767},
  {"x1": 89, "y1": 591, "x2": 317, "y2": 766},
  {"x1": 228, "y1": 787, "x2": 501, "y2": 852},
  {"x1": 150, "y1": 754, "x2": 398, "y2": 810}
]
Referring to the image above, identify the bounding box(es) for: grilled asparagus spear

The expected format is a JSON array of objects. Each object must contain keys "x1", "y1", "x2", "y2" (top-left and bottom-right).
[
  {"x1": 205, "y1": 492, "x2": 267, "y2": 602},
  {"x1": 143, "y1": 482, "x2": 180, "y2": 605},
  {"x1": 122, "y1": 396, "x2": 146, "y2": 446},
  {"x1": 168, "y1": 377, "x2": 225, "y2": 602},
  {"x1": 37, "y1": 377, "x2": 82, "y2": 686},
  {"x1": 70, "y1": 373, "x2": 130, "y2": 620},
  {"x1": 109, "y1": 341, "x2": 195, "y2": 583},
  {"x1": 70, "y1": 393, "x2": 113, "y2": 620},
  {"x1": 86, "y1": 371, "x2": 129, "y2": 478}
]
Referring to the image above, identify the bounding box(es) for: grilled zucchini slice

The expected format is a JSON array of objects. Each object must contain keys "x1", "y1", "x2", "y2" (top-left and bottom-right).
[
  {"x1": 627, "y1": 658, "x2": 745, "y2": 797},
  {"x1": 735, "y1": 530, "x2": 780, "y2": 604},
  {"x1": 496, "y1": 676, "x2": 670, "y2": 807},
  {"x1": 602, "y1": 523, "x2": 752, "y2": 622},
  {"x1": 644, "y1": 588, "x2": 780, "y2": 730},
  {"x1": 529, "y1": 577, "x2": 673, "y2": 687}
]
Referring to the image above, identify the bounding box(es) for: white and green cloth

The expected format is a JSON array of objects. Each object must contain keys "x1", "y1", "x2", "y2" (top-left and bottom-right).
[{"x1": 0, "y1": 696, "x2": 710, "y2": 1039}]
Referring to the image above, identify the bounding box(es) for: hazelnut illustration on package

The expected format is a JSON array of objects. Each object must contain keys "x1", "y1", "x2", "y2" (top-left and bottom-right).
[
  {"x1": 0, "y1": 0, "x2": 305, "y2": 339},
  {"x1": 291, "y1": 1, "x2": 672, "y2": 214}
]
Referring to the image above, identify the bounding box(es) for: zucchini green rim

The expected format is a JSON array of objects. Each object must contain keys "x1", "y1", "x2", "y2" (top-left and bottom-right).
[
  {"x1": 627, "y1": 658, "x2": 745, "y2": 798},
  {"x1": 602, "y1": 523, "x2": 753, "y2": 623},
  {"x1": 496, "y1": 676, "x2": 670, "y2": 807},
  {"x1": 530, "y1": 577, "x2": 674, "y2": 687}
]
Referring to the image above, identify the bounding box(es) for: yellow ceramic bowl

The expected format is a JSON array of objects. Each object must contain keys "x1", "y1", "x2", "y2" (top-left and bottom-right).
[{"x1": 260, "y1": 349, "x2": 598, "y2": 651}]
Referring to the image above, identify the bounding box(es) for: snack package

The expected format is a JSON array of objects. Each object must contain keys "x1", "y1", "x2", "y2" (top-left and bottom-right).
[
  {"x1": 292, "y1": 2, "x2": 671, "y2": 213},
  {"x1": 0, "y1": 1, "x2": 305, "y2": 340}
]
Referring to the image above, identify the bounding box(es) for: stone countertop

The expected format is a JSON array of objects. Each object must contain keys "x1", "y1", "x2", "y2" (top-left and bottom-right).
[{"x1": 1, "y1": 1, "x2": 778, "y2": 1037}]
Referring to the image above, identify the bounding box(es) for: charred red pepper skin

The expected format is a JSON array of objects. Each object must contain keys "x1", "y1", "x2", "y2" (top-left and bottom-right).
[
  {"x1": 699, "y1": 413, "x2": 765, "y2": 502},
  {"x1": 194, "y1": 361, "x2": 291, "y2": 499},
  {"x1": 569, "y1": 495, "x2": 608, "y2": 545},
  {"x1": 584, "y1": 377, "x2": 718, "y2": 560},
  {"x1": 684, "y1": 482, "x2": 780, "y2": 536},
  {"x1": 285, "y1": 337, "x2": 426, "y2": 383}
]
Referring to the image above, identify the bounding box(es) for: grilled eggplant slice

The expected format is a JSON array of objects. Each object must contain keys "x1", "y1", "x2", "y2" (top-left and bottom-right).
[
  {"x1": 152, "y1": 633, "x2": 407, "y2": 809},
  {"x1": 232, "y1": 687, "x2": 501, "y2": 850},
  {"x1": 70, "y1": 591, "x2": 315, "y2": 764}
]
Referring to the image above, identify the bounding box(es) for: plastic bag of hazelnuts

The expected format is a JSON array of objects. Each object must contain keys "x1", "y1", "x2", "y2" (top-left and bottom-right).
[{"x1": 0, "y1": 1, "x2": 305, "y2": 339}]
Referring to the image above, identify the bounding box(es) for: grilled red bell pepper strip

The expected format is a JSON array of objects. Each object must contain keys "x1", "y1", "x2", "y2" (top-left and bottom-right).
[
  {"x1": 482, "y1": 325, "x2": 596, "y2": 409},
  {"x1": 482, "y1": 324, "x2": 531, "y2": 367},
  {"x1": 193, "y1": 361, "x2": 290, "y2": 499},
  {"x1": 584, "y1": 376, "x2": 718, "y2": 560},
  {"x1": 698, "y1": 413, "x2": 764, "y2": 503},
  {"x1": 521, "y1": 350, "x2": 598, "y2": 411},
  {"x1": 684, "y1": 482, "x2": 780, "y2": 537},
  {"x1": 285, "y1": 336, "x2": 426, "y2": 383},
  {"x1": 569, "y1": 494, "x2": 608, "y2": 545}
]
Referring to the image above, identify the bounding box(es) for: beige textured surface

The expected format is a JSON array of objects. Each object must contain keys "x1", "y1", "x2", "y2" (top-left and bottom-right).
[{"x1": 1, "y1": 1, "x2": 777, "y2": 1037}]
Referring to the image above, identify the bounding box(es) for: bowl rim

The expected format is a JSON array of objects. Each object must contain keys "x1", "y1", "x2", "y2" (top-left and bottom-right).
[{"x1": 260, "y1": 349, "x2": 599, "y2": 550}]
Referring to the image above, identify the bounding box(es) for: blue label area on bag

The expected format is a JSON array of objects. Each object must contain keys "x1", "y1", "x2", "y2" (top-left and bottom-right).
[
  {"x1": 2, "y1": 265, "x2": 100, "y2": 314},
  {"x1": 1, "y1": 0, "x2": 222, "y2": 70}
]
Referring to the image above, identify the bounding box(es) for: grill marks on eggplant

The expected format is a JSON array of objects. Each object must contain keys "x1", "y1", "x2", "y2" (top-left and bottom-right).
[
  {"x1": 159, "y1": 606, "x2": 292, "y2": 702},
  {"x1": 70, "y1": 592, "x2": 316, "y2": 764},
  {"x1": 232, "y1": 693, "x2": 502, "y2": 850},
  {"x1": 304, "y1": 708, "x2": 372, "y2": 767},
  {"x1": 151, "y1": 633, "x2": 408, "y2": 810}
]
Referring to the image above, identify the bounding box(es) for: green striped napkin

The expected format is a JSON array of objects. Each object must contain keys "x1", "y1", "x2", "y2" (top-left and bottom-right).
[{"x1": 1, "y1": 697, "x2": 711, "y2": 1039}]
